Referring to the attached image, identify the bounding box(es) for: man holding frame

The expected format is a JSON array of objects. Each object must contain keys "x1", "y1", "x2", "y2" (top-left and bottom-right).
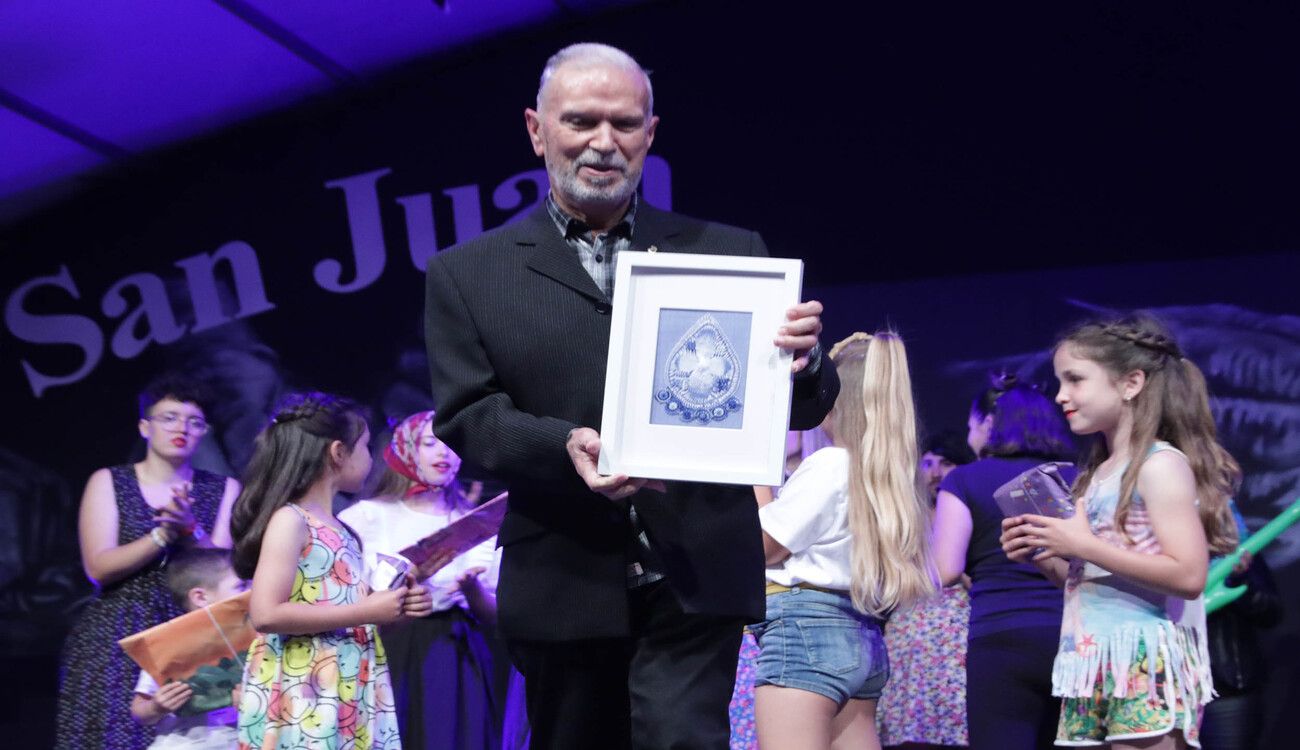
[{"x1": 425, "y1": 42, "x2": 839, "y2": 748}]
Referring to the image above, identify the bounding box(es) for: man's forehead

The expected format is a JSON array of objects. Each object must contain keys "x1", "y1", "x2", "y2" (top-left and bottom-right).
[{"x1": 543, "y1": 62, "x2": 649, "y2": 108}]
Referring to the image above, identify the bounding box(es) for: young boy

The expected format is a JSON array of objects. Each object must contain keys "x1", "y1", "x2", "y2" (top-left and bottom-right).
[{"x1": 129, "y1": 547, "x2": 247, "y2": 749}]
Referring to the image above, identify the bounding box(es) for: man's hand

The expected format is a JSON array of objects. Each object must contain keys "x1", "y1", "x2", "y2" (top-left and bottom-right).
[
  {"x1": 566, "y1": 427, "x2": 666, "y2": 501},
  {"x1": 775, "y1": 300, "x2": 824, "y2": 374}
]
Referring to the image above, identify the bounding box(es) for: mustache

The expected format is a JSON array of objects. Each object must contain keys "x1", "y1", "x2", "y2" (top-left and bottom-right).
[{"x1": 574, "y1": 152, "x2": 628, "y2": 170}]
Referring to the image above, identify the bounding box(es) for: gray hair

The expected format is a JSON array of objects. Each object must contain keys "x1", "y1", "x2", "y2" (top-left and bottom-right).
[{"x1": 536, "y1": 43, "x2": 654, "y2": 115}]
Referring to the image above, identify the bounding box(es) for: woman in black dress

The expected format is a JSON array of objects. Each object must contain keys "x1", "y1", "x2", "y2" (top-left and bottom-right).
[{"x1": 55, "y1": 376, "x2": 239, "y2": 750}]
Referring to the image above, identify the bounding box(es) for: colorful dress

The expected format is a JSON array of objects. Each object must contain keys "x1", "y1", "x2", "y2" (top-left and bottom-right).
[
  {"x1": 727, "y1": 631, "x2": 760, "y2": 749},
  {"x1": 55, "y1": 465, "x2": 224, "y2": 750},
  {"x1": 1052, "y1": 443, "x2": 1213, "y2": 747},
  {"x1": 237, "y1": 505, "x2": 400, "y2": 750},
  {"x1": 876, "y1": 585, "x2": 970, "y2": 746}
]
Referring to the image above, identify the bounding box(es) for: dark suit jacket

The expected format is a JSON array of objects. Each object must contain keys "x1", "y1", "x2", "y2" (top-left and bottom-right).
[{"x1": 425, "y1": 202, "x2": 839, "y2": 641}]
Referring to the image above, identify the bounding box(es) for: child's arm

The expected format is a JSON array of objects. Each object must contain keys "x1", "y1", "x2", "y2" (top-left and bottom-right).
[
  {"x1": 130, "y1": 681, "x2": 192, "y2": 726},
  {"x1": 455, "y1": 567, "x2": 497, "y2": 628},
  {"x1": 1003, "y1": 451, "x2": 1208, "y2": 599},
  {"x1": 248, "y1": 507, "x2": 410, "y2": 634}
]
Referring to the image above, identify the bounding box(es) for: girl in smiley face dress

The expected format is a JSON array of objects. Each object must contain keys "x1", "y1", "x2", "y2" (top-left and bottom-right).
[
  {"x1": 237, "y1": 505, "x2": 399, "y2": 749},
  {"x1": 232, "y1": 393, "x2": 425, "y2": 750}
]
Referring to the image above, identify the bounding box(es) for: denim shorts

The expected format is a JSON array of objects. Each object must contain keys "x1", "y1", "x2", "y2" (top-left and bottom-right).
[{"x1": 750, "y1": 587, "x2": 889, "y2": 705}]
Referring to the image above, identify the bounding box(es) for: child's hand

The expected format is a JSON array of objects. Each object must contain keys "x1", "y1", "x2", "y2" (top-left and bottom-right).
[
  {"x1": 1002, "y1": 498, "x2": 1096, "y2": 562},
  {"x1": 361, "y1": 585, "x2": 409, "y2": 625},
  {"x1": 153, "y1": 681, "x2": 193, "y2": 713},
  {"x1": 454, "y1": 566, "x2": 488, "y2": 600},
  {"x1": 401, "y1": 575, "x2": 434, "y2": 618}
]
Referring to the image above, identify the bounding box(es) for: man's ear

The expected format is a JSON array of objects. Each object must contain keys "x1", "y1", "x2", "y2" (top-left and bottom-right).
[
  {"x1": 139, "y1": 419, "x2": 151, "y2": 440},
  {"x1": 524, "y1": 108, "x2": 545, "y2": 157}
]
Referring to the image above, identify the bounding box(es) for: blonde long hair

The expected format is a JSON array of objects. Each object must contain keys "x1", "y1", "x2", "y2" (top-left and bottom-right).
[{"x1": 828, "y1": 331, "x2": 936, "y2": 617}]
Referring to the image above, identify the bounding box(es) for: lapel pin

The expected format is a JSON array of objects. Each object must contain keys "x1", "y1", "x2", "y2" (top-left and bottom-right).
[{"x1": 647, "y1": 245, "x2": 658, "y2": 253}]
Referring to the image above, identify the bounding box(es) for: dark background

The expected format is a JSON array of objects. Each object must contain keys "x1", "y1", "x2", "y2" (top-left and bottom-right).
[{"x1": 3, "y1": 2, "x2": 1297, "y2": 746}]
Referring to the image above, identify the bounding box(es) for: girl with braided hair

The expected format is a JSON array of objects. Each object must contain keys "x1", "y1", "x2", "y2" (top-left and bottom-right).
[
  {"x1": 752, "y1": 331, "x2": 935, "y2": 750},
  {"x1": 230, "y1": 392, "x2": 434, "y2": 749},
  {"x1": 1002, "y1": 313, "x2": 1239, "y2": 749}
]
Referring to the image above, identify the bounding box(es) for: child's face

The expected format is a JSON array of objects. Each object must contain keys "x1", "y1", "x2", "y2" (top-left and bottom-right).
[
  {"x1": 138, "y1": 398, "x2": 208, "y2": 461},
  {"x1": 1053, "y1": 344, "x2": 1127, "y2": 436},
  {"x1": 336, "y1": 426, "x2": 373, "y2": 494},
  {"x1": 416, "y1": 421, "x2": 461, "y2": 487}
]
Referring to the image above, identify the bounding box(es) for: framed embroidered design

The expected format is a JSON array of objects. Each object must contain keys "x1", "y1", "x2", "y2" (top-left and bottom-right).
[{"x1": 599, "y1": 251, "x2": 802, "y2": 486}]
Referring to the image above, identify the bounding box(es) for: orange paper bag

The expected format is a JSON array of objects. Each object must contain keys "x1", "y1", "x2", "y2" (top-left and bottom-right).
[{"x1": 118, "y1": 590, "x2": 257, "y2": 715}]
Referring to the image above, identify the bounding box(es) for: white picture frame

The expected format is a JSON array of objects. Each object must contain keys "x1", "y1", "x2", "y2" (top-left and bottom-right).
[{"x1": 597, "y1": 250, "x2": 803, "y2": 486}]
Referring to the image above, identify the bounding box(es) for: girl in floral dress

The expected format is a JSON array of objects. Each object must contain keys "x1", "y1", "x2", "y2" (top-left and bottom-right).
[
  {"x1": 230, "y1": 393, "x2": 434, "y2": 749},
  {"x1": 1002, "y1": 314, "x2": 1239, "y2": 749}
]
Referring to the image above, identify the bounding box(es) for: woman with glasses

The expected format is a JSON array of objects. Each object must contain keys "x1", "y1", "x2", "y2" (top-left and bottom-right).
[{"x1": 55, "y1": 375, "x2": 239, "y2": 750}]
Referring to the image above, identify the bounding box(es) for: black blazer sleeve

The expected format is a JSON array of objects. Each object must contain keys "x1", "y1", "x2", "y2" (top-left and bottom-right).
[{"x1": 425, "y1": 251, "x2": 581, "y2": 485}]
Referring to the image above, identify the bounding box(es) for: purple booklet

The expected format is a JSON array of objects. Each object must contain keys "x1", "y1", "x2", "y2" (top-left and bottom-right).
[
  {"x1": 992, "y1": 462, "x2": 1076, "y2": 519},
  {"x1": 399, "y1": 492, "x2": 507, "y2": 579}
]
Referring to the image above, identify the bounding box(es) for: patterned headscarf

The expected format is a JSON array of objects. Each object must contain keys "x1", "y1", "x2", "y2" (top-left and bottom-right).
[{"x1": 384, "y1": 410, "x2": 460, "y2": 497}]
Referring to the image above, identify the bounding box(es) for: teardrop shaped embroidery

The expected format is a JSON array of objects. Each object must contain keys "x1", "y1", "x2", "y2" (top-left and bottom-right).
[{"x1": 654, "y1": 312, "x2": 745, "y2": 425}]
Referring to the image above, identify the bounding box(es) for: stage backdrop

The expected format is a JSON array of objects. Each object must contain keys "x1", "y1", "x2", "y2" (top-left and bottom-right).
[{"x1": 2, "y1": 2, "x2": 1298, "y2": 745}]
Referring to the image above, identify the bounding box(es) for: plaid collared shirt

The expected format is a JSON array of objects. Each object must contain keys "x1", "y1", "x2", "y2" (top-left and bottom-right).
[
  {"x1": 544, "y1": 192, "x2": 638, "y2": 300},
  {"x1": 545, "y1": 192, "x2": 665, "y2": 588}
]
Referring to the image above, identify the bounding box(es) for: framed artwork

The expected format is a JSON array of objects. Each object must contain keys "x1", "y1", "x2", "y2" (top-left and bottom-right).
[{"x1": 598, "y1": 250, "x2": 803, "y2": 486}]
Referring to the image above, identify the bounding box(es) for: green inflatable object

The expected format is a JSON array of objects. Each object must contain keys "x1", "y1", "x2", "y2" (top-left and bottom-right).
[{"x1": 1204, "y1": 496, "x2": 1300, "y2": 615}]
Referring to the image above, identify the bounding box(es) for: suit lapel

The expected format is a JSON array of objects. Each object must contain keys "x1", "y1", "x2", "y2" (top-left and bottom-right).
[
  {"x1": 519, "y1": 207, "x2": 605, "y2": 301},
  {"x1": 627, "y1": 203, "x2": 687, "y2": 255},
  {"x1": 519, "y1": 200, "x2": 691, "y2": 301}
]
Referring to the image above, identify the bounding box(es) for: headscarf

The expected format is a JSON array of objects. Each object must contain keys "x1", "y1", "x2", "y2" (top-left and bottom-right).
[{"x1": 383, "y1": 410, "x2": 460, "y2": 497}]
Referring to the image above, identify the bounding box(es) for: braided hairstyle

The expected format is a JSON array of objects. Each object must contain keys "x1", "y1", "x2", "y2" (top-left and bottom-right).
[
  {"x1": 1056, "y1": 312, "x2": 1240, "y2": 554},
  {"x1": 230, "y1": 392, "x2": 368, "y2": 578}
]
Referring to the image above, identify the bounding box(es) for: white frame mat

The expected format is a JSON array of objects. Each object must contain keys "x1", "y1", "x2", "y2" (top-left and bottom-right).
[{"x1": 597, "y1": 251, "x2": 803, "y2": 486}]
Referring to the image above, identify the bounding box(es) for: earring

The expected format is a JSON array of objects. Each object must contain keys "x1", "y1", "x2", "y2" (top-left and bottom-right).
[{"x1": 1123, "y1": 394, "x2": 1133, "y2": 402}]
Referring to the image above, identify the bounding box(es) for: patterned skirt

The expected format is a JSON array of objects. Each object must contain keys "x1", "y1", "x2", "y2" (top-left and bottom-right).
[{"x1": 876, "y1": 585, "x2": 970, "y2": 746}]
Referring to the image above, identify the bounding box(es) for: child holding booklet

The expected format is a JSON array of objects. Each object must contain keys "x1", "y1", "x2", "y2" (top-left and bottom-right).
[
  {"x1": 130, "y1": 548, "x2": 247, "y2": 749},
  {"x1": 339, "y1": 410, "x2": 503, "y2": 750},
  {"x1": 231, "y1": 393, "x2": 433, "y2": 750}
]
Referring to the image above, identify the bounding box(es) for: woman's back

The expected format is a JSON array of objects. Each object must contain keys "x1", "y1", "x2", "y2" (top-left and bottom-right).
[{"x1": 940, "y1": 456, "x2": 1072, "y2": 638}]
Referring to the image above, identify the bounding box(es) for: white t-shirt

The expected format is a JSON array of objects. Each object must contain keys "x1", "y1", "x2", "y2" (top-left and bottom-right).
[
  {"x1": 759, "y1": 446, "x2": 852, "y2": 590},
  {"x1": 133, "y1": 671, "x2": 238, "y2": 750},
  {"x1": 338, "y1": 497, "x2": 500, "y2": 612}
]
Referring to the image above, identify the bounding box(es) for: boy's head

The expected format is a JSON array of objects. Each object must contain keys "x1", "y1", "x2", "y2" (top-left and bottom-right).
[{"x1": 164, "y1": 548, "x2": 246, "y2": 611}]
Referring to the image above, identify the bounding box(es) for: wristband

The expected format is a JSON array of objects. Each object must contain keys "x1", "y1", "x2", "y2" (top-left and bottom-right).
[{"x1": 149, "y1": 527, "x2": 170, "y2": 550}]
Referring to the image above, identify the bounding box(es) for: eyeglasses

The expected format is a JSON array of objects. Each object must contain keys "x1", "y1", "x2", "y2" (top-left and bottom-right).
[{"x1": 148, "y1": 412, "x2": 210, "y2": 435}]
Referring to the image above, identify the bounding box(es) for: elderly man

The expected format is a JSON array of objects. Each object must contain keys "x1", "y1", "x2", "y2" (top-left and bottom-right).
[{"x1": 425, "y1": 43, "x2": 839, "y2": 748}]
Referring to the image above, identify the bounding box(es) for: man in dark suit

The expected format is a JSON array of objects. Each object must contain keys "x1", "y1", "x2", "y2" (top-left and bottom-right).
[{"x1": 425, "y1": 43, "x2": 839, "y2": 748}]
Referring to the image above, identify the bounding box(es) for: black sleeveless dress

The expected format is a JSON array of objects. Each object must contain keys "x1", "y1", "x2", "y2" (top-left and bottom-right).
[{"x1": 54, "y1": 465, "x2": 225, "y2": 750}]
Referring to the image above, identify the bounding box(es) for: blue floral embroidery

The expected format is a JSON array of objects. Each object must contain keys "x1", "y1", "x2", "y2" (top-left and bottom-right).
[{"x1": 656, "y1": 314, "x2": 744, "y2": 423}]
